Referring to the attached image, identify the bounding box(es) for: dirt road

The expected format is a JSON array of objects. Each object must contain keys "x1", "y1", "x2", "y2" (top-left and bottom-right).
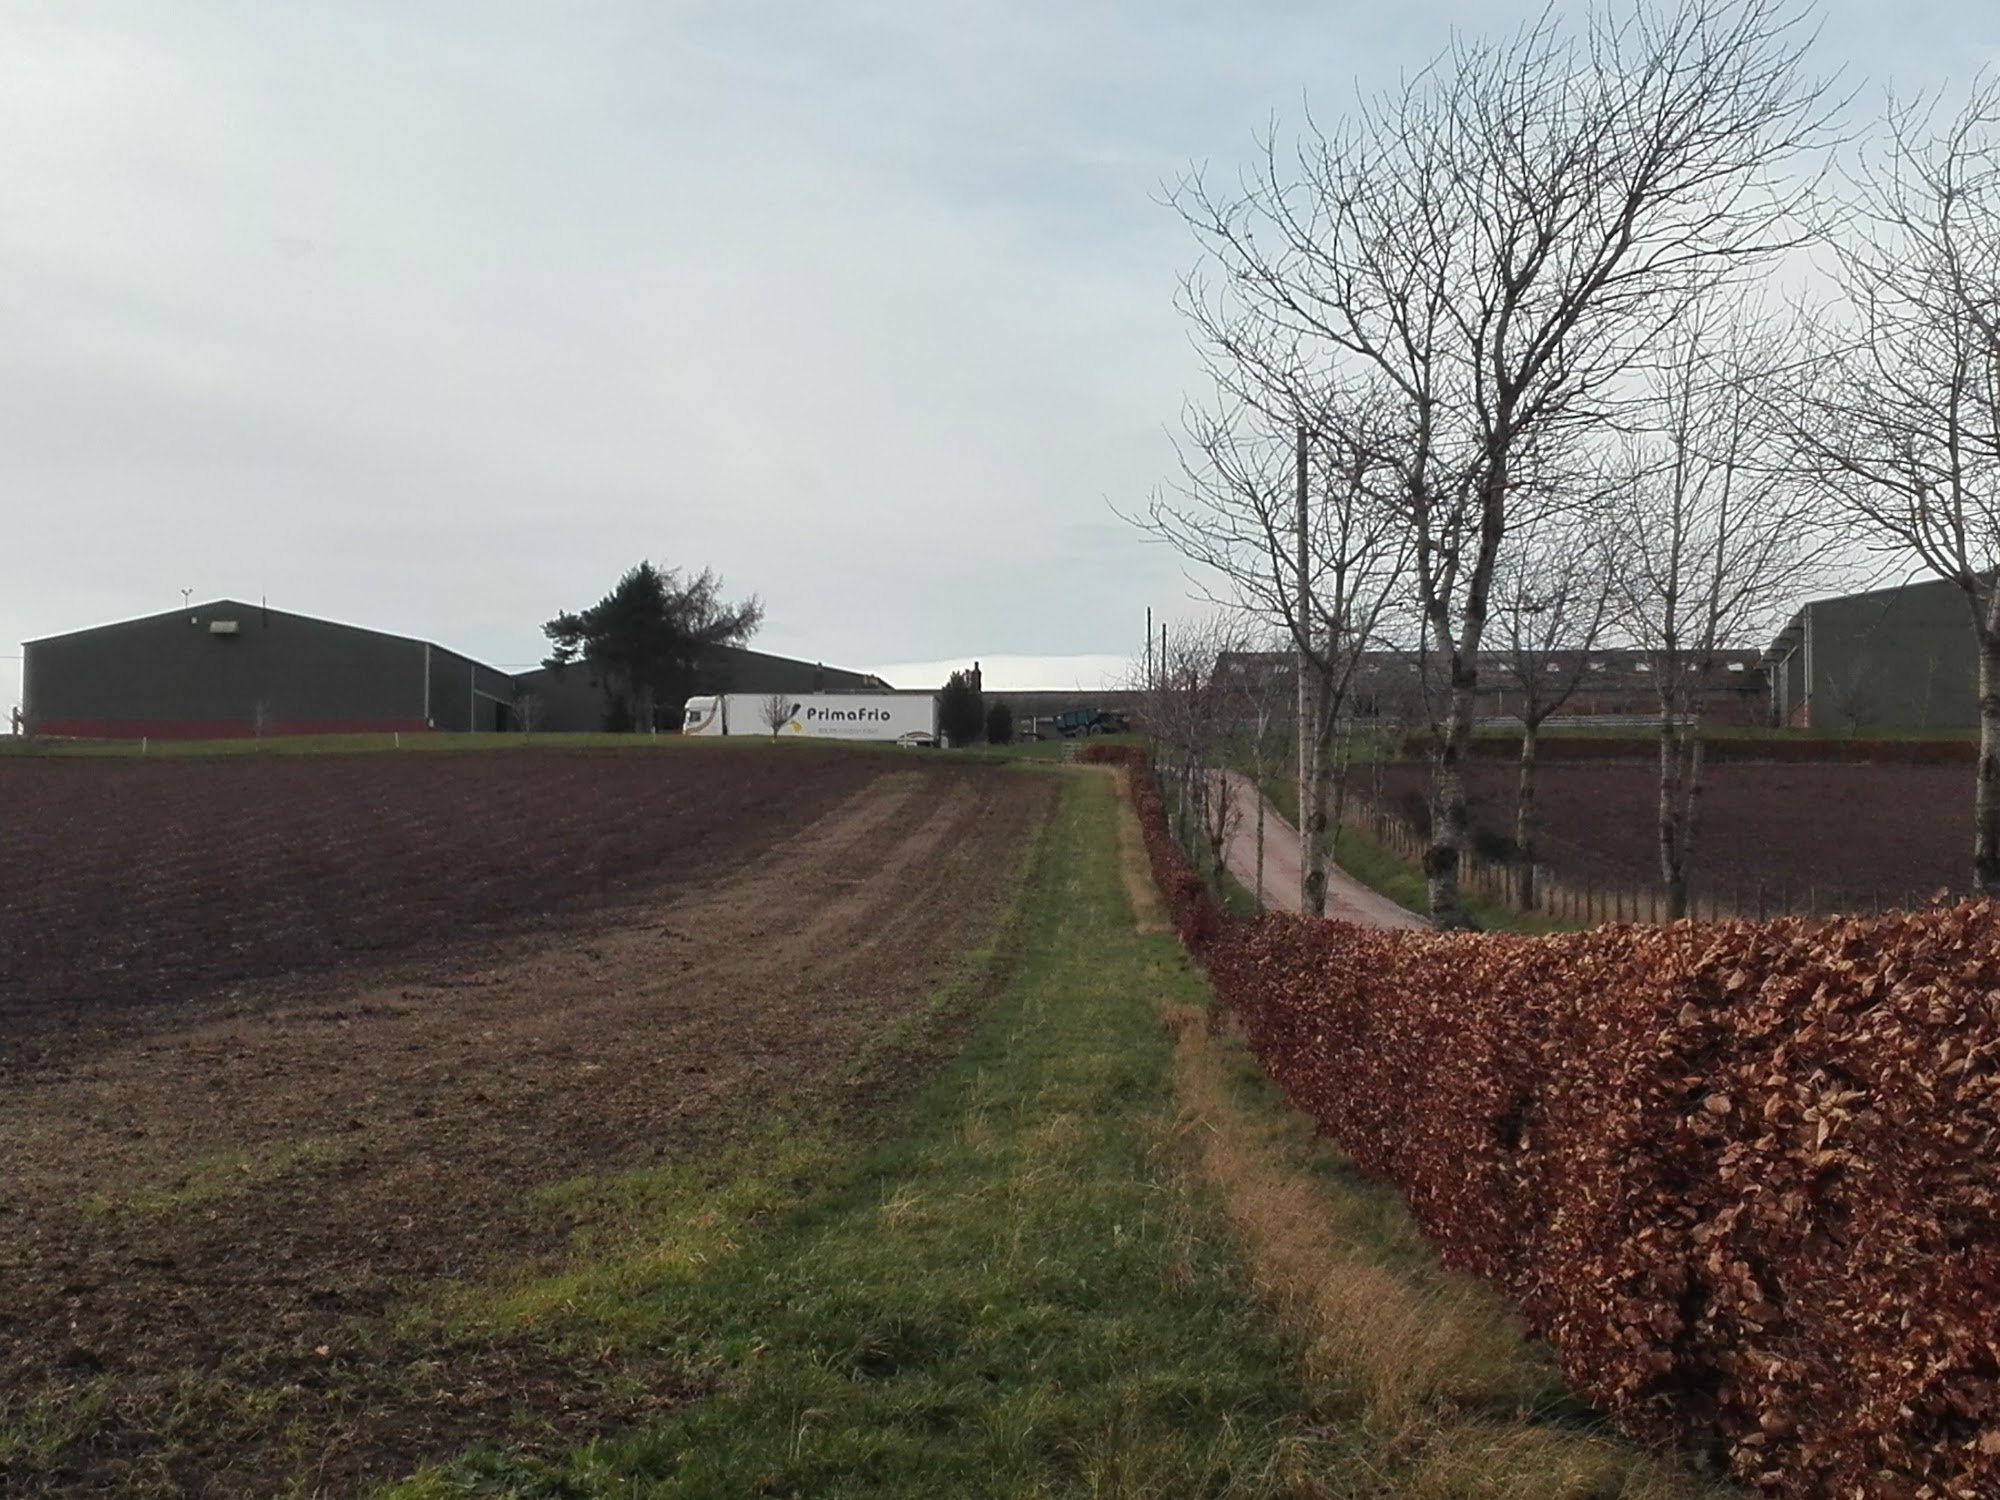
[
  {"x1": 1212, "y1": 770, "x2": 1427, "y2": 929},
  {"x1": 0, "y1": 764, "x2": 1052, "y2": 1497}
]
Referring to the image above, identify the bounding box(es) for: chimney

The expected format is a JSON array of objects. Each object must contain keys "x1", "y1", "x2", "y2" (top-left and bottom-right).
[
  {"x1": 970, "y1": 660, "x2": 983, "y2": 693},
  {"x1": 814, "y1": 661, "x2": 825, "y2": 692}
]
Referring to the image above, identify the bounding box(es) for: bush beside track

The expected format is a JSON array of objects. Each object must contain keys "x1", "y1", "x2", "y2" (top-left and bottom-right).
[{"x1": 1082, "y1": 742, "x2": 2000, "y2": 1499}]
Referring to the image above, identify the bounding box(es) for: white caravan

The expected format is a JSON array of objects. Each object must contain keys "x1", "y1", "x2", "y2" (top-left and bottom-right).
[{"x1": 682, "y1": 693, "x2": 939, "y2": 746}]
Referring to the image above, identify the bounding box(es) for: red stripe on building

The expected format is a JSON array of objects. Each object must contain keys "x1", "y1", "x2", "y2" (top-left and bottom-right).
[{"x1": 35, "y1": 720, "x2": 436, "y2": 741}]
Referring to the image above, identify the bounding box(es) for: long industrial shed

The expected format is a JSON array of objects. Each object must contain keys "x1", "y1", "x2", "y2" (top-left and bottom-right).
[{"x1": 22, "y1": 600, "x2": 517, "y2": 738}]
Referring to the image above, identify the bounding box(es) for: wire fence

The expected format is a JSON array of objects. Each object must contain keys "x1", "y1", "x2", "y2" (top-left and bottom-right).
[{"x1": 1344, "y1": 796, "x2": 1941, "y2": 924}]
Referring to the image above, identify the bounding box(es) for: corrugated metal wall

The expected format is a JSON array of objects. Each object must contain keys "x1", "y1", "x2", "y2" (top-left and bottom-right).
[
  {"x1": 1807, "y1": 578, "x2": 1981, "y2": 730},
  {"x1": 26, "y1": 601, "x2": 445, "y2": 737},
  {"x1": 23, "y1": 600, "x2": 902, "y2": 739},
  {"x1": 424, "y1": 645, "x2": 519, "y2": 733}
]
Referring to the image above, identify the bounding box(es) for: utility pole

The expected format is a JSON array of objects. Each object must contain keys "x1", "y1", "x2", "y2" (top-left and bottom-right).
[{"x1": 1295, "y1": 420, "x2": 1312, "y2": 911}]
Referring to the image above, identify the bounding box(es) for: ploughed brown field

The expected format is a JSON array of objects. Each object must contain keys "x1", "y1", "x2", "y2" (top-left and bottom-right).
[
  {"x1": 1, "y1": 748, "x2": 898, "y2": 1023},
  {"x1": 0, "y1": 748, "x2": 1054, "y2": 1496},
  {"x1": 1362, "y1": 758, "x2": 1970, "y2": 906}
]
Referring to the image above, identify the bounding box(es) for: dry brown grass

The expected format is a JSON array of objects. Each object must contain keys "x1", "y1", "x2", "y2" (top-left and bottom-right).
[
  {"x1": 1161, "y1": 1002, "x2": 1733, "y2": 1500},
  {"x1": 1109, "y1": 766, "x2": 1172, "y2": 934},
  {"x1": 1394, "y1": 1421, "x2": 1725, "y2": 1500}
]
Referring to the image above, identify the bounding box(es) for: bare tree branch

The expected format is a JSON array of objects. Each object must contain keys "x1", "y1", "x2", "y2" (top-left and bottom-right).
[
  {"x1": 1161, "y1": 0, "x2": 1832, "y2": 926},
  {"x1": 1618, "y1": 294, "x2": 1839, "y2": 916},
  {"x1": 1787, "y1": 75, "x2": 2000, "y2": 889}
]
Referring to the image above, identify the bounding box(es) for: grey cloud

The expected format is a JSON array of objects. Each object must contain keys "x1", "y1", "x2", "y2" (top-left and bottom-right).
[{"x1": 2, "y1": 1, "x2": 1989, "y2": 713}]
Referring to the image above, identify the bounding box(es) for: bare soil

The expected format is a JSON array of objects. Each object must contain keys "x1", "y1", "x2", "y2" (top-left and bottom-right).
[
  {"x1": 0, "y1": 754, "x2": 1052, "y2": 1497},
  {"x1": 0, "y1": 747, "x2": 899, "y2": 1027},
  {"x1": 1365, "y1": 759, "x2": 1970, "y2": 905}
]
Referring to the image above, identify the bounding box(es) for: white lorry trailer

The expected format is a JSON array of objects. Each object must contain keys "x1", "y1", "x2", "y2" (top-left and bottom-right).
[{"x1": 681, "y1": 692, "x2": 939, "y2": 746}]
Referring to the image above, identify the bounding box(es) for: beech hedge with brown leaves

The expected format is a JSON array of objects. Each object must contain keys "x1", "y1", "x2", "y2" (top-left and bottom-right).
[{"x1": 1084, "y1": 743, "x2": 2000, "y2": 1499}]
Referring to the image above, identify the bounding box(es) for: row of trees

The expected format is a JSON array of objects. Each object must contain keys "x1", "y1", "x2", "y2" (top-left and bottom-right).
[{"x1": 1142, "y1": 0, "x2": 2000, "y2": 921}]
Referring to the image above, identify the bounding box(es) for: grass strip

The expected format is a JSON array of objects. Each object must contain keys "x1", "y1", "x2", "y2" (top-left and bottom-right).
[
  {"x1": 385, "y1": 766, "x2": 1720, "y2": 1498},
  {"x1": 385, "y1": 769, "x2": 1338, "y2": 1497},
  {"x1": 1323, "y1": 822, "x2": 1574, "y2": 933},
  {"x1": 1162, "y1": 1004, "x2": 1731, "y2": 1499},
  {"x1": 1253, "y1": 771, "x2": 1570, "y2": 932}
]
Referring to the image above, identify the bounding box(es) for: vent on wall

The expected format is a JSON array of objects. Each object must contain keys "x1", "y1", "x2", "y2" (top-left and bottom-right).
[{"x1": 209, "y1": 620, "x2": 240, "y2": 635}]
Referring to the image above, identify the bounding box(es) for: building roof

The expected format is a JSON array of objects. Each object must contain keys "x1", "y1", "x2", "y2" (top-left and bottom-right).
[
  {"x1": 1761, "y1": 572, "x2": 1994, "y2": 662},
  {"x1": 512, "y1": 643, "x2": 892, "y2": 693},
  {"x1": 25, "y1": 599, "x2": 508, "y2": 673},
  {"x1": 1214, "y1": 646, "x2": 1766, "y2": 691},
  {"x1": 704, "y1": 643, "x2": 893, "y2": 691},
  {"x1": 27, "y1": 603, "x2": 890, "y2": 701}
]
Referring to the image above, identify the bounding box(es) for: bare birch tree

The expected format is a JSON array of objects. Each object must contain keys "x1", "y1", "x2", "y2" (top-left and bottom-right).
[
  {"x1": 1790, "y1": 79, "x2": 2000, "y2": 890},
  {"x1": 1140, "y1": 388, "x2": 1410, "y2": 915},
  {"x1": 1616, "y1": 298, "x2": 1832, "y2": 918},
  {"x1": 1169, "y1": 0, "x2": 1830, "y2": 925},
  {"x1": 1211, "y1": 632, "x2": 1301, "y2": 910},
  {"x1": 1140, "y1": 615, "x2": 1249, "y2": 896},
  {"x1": 513, "y1": 691, "x2": 543, "y2": 737},
  {"x1": 1489, "y1": 508, "x2": 1618, "y2": 907},
  {"x1": 759, "y1": 692, "x2": 796, "y2": 740}
]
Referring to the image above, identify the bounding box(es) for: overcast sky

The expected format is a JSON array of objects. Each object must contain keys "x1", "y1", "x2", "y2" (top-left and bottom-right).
[{"x1": 3, "y1": 2, "x2": 1994, "y2": 710}]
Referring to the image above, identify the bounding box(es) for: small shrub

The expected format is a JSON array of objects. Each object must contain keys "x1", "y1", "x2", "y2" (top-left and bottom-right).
[
  {"x1": 984, "y1": 701, "x2": 1014, "y2": 746},
  {"x1": 938, "y1": 672, "x2": 984, "y2": 748}
]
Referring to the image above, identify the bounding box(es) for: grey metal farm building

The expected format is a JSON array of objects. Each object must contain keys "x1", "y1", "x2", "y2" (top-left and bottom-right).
[
  {"x1": 1209, "y1": 648, "x2": 1770, "y2": 728},
  {"x1": 1765, "y1": 576, "x2": 1986, "y2": 731},
  {"x1": 22, "y1": 600, "x2": 518, "y2": 738}
]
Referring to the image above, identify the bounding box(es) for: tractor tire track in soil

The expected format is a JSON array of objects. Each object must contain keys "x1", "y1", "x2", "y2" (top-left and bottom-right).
[{"x1": 0, "y1": 761, "x2": 1054, "y2": 1497}]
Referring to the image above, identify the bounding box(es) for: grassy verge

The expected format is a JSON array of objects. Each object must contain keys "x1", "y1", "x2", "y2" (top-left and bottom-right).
[
  {"x1": 1325, "y1": 823, "x2": 1576, "y2": 934},
  {"x1": 1255, "y1": 771, "x2": 1573, "y2": 933},
  {"x1": 1190, "y1": 839, "x2": 1264, "y2": 916},
  {"x1": 384, "y1": 768, "x2": 1334, "y2": 1497},
  {"x1": 381, "y1": 767, "x2": 1717, "y2": 1498},
  {"x1": 1164, "y1": 1005, "x2": 1727, "y2": 1499}
]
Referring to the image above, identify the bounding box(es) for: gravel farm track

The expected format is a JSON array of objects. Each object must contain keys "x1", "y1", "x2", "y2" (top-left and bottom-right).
[
  {"x1": 0, "y1": 748, "x2": 1054, "y2": 1496},
  {"x1": 1366, "y1": 758, "x2": 1972, "y2": 906}
]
